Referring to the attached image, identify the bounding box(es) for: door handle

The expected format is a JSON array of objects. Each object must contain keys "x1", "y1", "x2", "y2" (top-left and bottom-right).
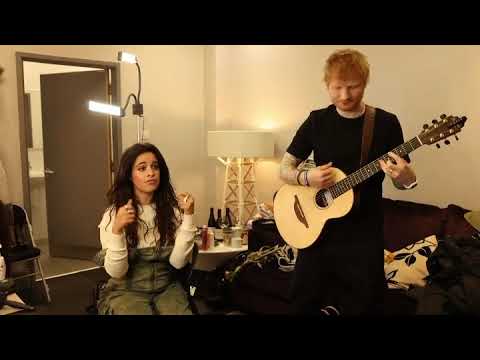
[{"x1": 44, "y1": 168, "x2": 55, "y2": 175}]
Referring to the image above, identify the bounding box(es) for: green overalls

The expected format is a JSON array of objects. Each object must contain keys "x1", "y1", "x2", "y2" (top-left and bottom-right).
[{"x1": 97, "y1": 246, "x2": 192, "y2": 315}]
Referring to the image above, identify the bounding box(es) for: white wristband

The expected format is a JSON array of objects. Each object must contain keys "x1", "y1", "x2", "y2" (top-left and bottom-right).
[{"x1": 403, "y1": 180, "x2": 418, "y2": 189}]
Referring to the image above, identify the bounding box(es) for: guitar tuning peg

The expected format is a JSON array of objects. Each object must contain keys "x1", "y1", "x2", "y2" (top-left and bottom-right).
[
  {"x1": 455, "y1": 135, "x2": 459, "y2": 141},
  {"x1": 436, "y1": 144, "x2": 441, "y2": 149},
  {"x1": 423, "y1": 124, "x2": 429, "y2": 130},
  {"x1": 440, "y1": 114, "x2": 447, "y2": 119},
  {"x1": 444, "y1": 140, "x2": 451, "y2": 145},
  {"x1": 432, "y1": 119, "x2": 438, "y2": 124}
]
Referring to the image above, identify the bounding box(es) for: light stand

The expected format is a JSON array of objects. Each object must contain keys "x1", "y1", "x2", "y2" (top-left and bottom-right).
[
  {"x1": 88, "y1": 51, "x2": 144, "y2": 143},
  {"x1": 118, "y1": 52, "x2": 144, "y2": 143}
]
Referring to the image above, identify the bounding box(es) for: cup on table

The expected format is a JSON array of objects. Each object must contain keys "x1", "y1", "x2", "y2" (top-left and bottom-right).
[
  {"x1": 231, "y1": 226, "x2": 242, "y2": 238},
  {"x1": 231, "y1": 237, "x2": 242, "y2": 248},
  {"x1": 223, "y1": 228, "x2": 233, "y2": 246}
]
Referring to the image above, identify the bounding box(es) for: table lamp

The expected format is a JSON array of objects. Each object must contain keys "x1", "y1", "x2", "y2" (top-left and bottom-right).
[{"x1": 207, "y1": 130, "x2": 274, "y2": 226}]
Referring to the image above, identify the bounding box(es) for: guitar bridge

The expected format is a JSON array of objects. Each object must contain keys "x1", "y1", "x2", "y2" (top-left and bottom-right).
[{"x1": 294, "y1": 194, "x2": 309, "y2": 228}]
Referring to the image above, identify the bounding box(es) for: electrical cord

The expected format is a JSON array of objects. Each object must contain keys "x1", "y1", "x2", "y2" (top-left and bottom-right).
[
  {"x1": 136, "y1": 62, "x2": 142, "y2": 103},
  {"x1": 122, "y1": 93, "x2": 138, "y2": 115},
  {"x1": 225, "y1": 243, "x2": 297, "y2": 282}
]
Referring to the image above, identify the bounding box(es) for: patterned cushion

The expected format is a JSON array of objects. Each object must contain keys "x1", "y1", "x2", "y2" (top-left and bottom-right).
[
  {"x1": 383, "y1": 198, "x2": 445, "y2": 252},
  {"x1": 384, "y1": 235, "x2": 438, "y2": 290}
]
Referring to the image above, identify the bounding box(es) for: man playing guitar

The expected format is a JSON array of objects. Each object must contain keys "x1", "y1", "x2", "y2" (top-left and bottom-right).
[{"x1": 279, "y1": 49, "x2": 417, "y2": 315}]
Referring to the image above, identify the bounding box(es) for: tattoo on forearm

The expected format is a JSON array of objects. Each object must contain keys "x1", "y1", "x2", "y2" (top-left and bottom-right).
[{"x1": 280, "y1": 152, "x2": 303, "y2": 185}]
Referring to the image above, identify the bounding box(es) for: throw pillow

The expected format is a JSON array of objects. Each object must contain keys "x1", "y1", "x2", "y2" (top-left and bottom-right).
[
  {"x1": 382, "y1": 198, "x2": 445, "y2": 252},
  {"x1": 384, "y1": 235, "x2": 438, "y2": 290}
]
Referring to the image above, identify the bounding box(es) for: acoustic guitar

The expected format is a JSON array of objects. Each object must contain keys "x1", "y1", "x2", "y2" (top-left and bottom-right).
[{"x1": 273, "y1": 114, "x2": 467, "y2": 249}]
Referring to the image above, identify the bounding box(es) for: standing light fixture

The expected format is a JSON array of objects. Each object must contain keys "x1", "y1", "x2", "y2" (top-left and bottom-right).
[{"x1": 88, "y1": 51, "x2": 144, "y2": 143}]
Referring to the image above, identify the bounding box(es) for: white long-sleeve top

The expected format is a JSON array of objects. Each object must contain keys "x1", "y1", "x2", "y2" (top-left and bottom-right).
[{"x1": 98, "y1": 204, "x2": 196, "y2": 279}]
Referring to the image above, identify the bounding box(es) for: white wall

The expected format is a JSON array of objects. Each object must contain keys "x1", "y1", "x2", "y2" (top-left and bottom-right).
[
  {"x1": 212, "y1": 45, "x2": 480, "y2": 211},
  {"x1": 1, "y1": 45, "x2": 478, "y2": 236},
  {"x1": 27, "y1": 91, "x2": 43, "y2": 150},
  {"x1": 118, "y1": 46, "x2": 208, "y2": 223},
  {"x1": 0, "y1": 45, "x2": 209, "y2": 225}
]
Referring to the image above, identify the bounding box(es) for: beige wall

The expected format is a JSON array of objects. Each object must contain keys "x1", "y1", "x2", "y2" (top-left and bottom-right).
[
  {"x1": 0, "y1": 45, "x2": 209, "y2": 224},
  {"x1": 1, "y1": 45, "x2": 479, "y2": 235},
  {"x1": 117, "y1": 46, "x2": 207, "y2": 224},
  {"x1": 212, "y1": 45, "x2": 480, "y2": 211}
]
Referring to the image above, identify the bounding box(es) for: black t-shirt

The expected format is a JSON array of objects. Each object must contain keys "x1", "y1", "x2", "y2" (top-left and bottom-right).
[
  {"x1": 287, "y1": 104, "x2": 409, "y2": 214},
  {"x1": 286, "y1": 105, "x2": 410, "y2": 314}
]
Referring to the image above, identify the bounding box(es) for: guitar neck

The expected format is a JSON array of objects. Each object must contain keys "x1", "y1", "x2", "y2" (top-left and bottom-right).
[{"x1": 330, "y1": 136, "x2": 423, "y2": 198}]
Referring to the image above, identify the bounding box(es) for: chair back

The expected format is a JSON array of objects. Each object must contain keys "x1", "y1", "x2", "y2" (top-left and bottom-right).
[
  {"x1": 0, "y1": 202, "x2": 39, "y2": 261},
  {"x1": 0, "y1": 202, "x2": 50, "y2": 304},
  {"x1": 0, "y1": 200, "x2": 9, "y2": 255}
]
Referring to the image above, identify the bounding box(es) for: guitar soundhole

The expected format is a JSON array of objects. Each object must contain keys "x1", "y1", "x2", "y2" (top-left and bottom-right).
[{"x1": 316, "y1": 190, "x2": 329, "y2": 208}]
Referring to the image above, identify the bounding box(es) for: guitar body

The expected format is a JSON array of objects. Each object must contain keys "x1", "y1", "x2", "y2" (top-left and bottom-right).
[
  {"x1": 273, "y1": 167, "x2": 354, "y2": 249},
  {"x1": 273, "y1": 113, "x2": 468, "y2": 249}
]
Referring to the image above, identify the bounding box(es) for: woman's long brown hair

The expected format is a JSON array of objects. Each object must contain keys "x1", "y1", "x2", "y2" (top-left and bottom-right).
[{"x1": 105, "y1": 143, "x2": 180, "y2": 251}]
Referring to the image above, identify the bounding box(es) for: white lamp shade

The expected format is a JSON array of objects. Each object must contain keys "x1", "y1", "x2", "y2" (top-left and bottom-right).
[{"x1": 207, "y1": 130, "x2": 274, "y2": 158}]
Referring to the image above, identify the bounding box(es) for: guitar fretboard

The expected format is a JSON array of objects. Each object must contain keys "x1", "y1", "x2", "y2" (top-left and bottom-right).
[{"x1": 329, "y1": 137, "x2": 422, "y2": 199}]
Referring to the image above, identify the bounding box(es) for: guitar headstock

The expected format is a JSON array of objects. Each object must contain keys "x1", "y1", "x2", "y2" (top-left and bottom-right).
[{"x1": 418, "y1": 114, "x2": 467, "y2": 147}]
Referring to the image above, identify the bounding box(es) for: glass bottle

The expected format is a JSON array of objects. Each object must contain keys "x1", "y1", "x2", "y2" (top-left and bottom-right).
[
  {"x1": 208, "y1": 207, "x2": 216, "y2": 229},
  {"x1": 225, "y1": 207, "x2": 233, "y2": 228},
  {"x1": 215, "y1": 208, "x2": 224, "y2": 241}
]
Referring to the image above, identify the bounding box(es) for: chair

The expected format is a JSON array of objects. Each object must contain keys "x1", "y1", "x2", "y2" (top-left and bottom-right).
[
  {"x1": 183, "y1": 241, "x2": 201, "y2": 313},
  {"x1": 0, "y1": 202, "x2": 51, "y2": 303},
  {"x1": 86, "y1": 242, "x2": 202, "y2": 314},
  {"x1": 0, "y1": 278, "x2": 35, "y2": 312}
]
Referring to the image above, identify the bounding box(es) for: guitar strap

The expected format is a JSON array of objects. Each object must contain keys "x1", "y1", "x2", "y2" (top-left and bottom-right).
[{"x1": 354, "y1": 104, "x2": 376, "y2": 208}]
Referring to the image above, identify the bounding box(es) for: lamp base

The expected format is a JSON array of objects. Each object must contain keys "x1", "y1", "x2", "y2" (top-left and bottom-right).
[{"x1": 222, "y1": 158, "x2": 258, "y2": 226}]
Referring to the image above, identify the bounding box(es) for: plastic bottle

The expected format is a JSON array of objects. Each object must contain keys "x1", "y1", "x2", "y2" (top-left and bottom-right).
[
  {"x1": 0, "y1": 244, "x2": 6, "y2": 281},
  {"x1": 207, "y1": 228, "x2": 215, "y2": 249},
  {"x1": 215, "y1": 209, "x2": 224, "y2": 241},
  {"x1": 201, "y1": 225, "x2": 208, "y2": 251}
]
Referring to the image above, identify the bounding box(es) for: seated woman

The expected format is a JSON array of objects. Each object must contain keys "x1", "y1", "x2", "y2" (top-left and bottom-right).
[{"x1": 97, "y1": 143, "x2": 197, "y2": 315}]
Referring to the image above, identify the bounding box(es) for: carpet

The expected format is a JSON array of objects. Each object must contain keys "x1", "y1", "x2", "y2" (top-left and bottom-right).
[{"x1": 14, "y1": 267, "x2": 109, "y2": 315}]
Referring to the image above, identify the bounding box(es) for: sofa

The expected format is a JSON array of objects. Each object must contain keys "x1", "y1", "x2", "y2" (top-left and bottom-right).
[{"x1": 226, "y1": 197, "x2": 479, "y2": 315}]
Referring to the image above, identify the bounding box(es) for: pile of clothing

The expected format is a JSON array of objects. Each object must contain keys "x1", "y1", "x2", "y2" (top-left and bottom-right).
[{"x1": 408, "y1": 232, "x2": 480, "y2": 315}]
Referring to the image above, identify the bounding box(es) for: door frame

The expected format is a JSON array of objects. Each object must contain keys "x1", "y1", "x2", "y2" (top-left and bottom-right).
[{"x1": 15, "y1": 52, "x2": 122, "y2": 218}]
